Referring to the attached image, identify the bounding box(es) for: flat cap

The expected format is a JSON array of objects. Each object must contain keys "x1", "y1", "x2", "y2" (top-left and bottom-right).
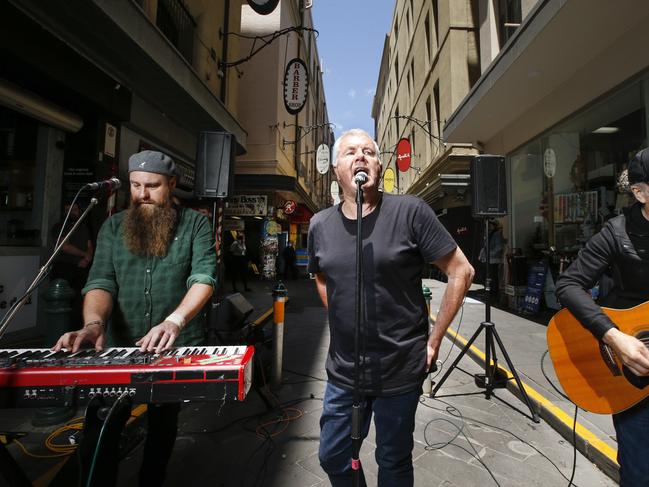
[
  {"x1": 628, "y1": 148, "x2": 649, "y2": 185},
  {"x1": 128, "y1": 150, "x2": 176, "y2": 176}
]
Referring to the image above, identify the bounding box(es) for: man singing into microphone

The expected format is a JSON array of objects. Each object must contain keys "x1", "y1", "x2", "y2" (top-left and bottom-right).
[
  {"x1": 54, "y1": 149, "x2": 216, "y2": 486},
  {"x1": 307, "y1": 129, "x2": 474, "y2": 486}
]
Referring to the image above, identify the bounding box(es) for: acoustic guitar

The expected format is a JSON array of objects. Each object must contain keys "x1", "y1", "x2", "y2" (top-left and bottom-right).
[{"x1": 546, "y1": 301, "x2": 649, "y2": 414}]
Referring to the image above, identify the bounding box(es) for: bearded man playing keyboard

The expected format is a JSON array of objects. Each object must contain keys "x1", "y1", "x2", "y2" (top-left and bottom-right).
[{"x1": 53, "y1": 149, "x2": 216, "y2": 486}]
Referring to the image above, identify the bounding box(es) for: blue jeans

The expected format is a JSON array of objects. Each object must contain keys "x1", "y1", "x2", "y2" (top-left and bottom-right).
[
  {"x1": 613, "y1": 399, "x2": 649, "y2": 486},
  {"x1": 318, "y1": 382, "x2": 421, "y2": 487}
]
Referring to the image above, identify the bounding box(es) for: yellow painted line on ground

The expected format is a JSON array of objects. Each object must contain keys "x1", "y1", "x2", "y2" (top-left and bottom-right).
[{"x1": 433, "y1": 310, "x2": 618, "y2": 467}]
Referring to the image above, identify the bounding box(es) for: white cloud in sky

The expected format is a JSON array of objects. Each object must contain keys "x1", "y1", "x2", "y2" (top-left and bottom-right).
[
  {"x1": 365, "y1": 88, "x2": 376, "y2": 97},
  {"x1": 343, "y1": 110, "x2": 354, "y2": 119},
  {"x1": 347, "y1": 89, "x2": 357, "y2": 99}
]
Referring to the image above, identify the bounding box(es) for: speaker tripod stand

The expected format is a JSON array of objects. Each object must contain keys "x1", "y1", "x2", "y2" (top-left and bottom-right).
[{"x1": 431, "y1": 218, "x2": 540, "y2": 423}]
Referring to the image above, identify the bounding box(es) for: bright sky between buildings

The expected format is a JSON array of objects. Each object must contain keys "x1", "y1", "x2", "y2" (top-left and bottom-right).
[{"x1": 311, "y1": 0, "x2": 394, "y2": 139}]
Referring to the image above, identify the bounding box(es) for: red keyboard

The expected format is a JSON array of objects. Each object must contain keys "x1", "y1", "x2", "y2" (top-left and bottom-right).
[{"x1": 0, "y1": 345, "x2": 254, "y2": 407}]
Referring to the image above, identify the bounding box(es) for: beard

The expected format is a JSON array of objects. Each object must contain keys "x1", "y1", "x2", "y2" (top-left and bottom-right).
[{"x1": 122, "y1": 201, "x2": 178, "y2": 257}]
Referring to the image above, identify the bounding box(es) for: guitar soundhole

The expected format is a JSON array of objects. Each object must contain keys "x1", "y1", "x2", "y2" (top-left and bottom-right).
[{"x1": 623, "y1": 330, "x2": 649, "y2": 389}]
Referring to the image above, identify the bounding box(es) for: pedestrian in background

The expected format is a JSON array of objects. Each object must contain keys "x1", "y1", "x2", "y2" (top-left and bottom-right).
[
  {"x1": 230, "y1": 233, "x2": 250, "y2": 292},
  {"x1": 479, "y1": 219, "x2": 505, "y2": 302},
  {"x1": 282, "y1": 240, "x2": 298, "y2": 280}
]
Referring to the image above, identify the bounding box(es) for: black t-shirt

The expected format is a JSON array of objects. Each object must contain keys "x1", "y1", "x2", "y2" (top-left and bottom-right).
[{"x1": 307, "y1": 193, "x2": 457, "y2": 395}]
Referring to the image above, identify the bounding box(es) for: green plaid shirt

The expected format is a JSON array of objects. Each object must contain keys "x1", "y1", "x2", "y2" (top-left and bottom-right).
[{"x1": 82, "y1": 207, "x2": 216, "y2": 347}]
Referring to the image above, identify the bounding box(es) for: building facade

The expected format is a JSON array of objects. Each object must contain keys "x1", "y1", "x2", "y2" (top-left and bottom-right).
[
  {"x1": 372, "y1": 0, "x2": 483, "y2": 265},
  {"x1": 0, "y1": 0, "x2": 329, "y2": 343},
  {"x1": 233, "y1": 0, "x2": 333, "y2": 278},
  {"x1": 444, "y1": 0, "x2": 649, "y2": 311}
]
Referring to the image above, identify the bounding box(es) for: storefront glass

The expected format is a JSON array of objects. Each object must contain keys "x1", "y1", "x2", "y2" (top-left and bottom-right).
[
  {"x1": 509, "y1": 74, "x2": 648, "y2": 275},
  {"x1": 0, "y1": 107, "x2": 39, "y2": 246}
]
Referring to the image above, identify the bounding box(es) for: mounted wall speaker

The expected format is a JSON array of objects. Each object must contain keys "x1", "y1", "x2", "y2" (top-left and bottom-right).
[
  {"x1": 470, "y1": 155, "x2": 508, "y2": 218},
  {"x1": 195, "y1": 131, "x2": 235, "y2": 199}
]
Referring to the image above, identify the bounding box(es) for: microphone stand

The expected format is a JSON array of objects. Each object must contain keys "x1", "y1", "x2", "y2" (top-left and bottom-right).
[
  {"x1": 351, "y1": 180, "x2": 364, "y2": 486},
  {"x1": 0, "y1": 198, "x2": 99, "y2": 341}
]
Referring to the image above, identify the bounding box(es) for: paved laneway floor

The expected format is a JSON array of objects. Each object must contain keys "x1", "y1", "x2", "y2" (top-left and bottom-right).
[{"x1": 0, "y1": 277, "x2": 617, "y2": 486}]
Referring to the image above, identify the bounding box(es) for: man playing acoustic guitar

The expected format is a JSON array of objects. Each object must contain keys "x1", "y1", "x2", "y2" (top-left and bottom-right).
[{"x1": 556, "y1": 148, "x2": 649, "y2": 486}]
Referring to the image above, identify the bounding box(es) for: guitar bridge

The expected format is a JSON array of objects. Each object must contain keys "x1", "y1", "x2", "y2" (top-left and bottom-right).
[{"x1": 599, "y1": 343, "x2": 622, "y2": 376}]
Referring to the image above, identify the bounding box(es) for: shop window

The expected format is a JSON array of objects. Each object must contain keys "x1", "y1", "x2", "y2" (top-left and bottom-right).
[
  {"x1": 509, "y1": 77, "x2": 647, "y2": 288},
  {"x1": 424, "y1": 13, "x2": 432, "y2": 63},
  {"x1": 0, "y1": 107, "x2": 38, "y2": 245},
  {"x1": 156, "y1": 0, "x2": 196, "y2": 64},
  {"x1": 498, "y1": 0, "x2": 522, "y2": 47}
]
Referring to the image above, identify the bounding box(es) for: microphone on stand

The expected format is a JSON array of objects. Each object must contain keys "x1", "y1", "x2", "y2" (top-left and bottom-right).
[
  {"x1": 86, "y1": 177, "x2": 122, "y2": 191},
  {"x1": 354, "y1": 171, "x2": 368, "y2": 187}
]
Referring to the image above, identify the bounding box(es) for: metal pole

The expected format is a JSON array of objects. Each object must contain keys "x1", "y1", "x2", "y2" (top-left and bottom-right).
[
  {"x1": 421, "y1": 284, "x2": 433, "y2": 396},
  {"x1": 351, "y1": 182, "x2": 364, "y2": 486},
  {"x1": 271, "y1": 281, "x2": 288, "y2": 389}
]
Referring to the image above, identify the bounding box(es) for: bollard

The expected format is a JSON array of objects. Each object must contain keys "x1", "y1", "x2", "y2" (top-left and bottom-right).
[
  {"x1": 421, "y1": 285, "x2": 434, "y2": 396},
  {"x1": 43, "y1": 278, "x2": 75, "y2": 346},
  {"x1": 271, "y1": 281, "x2": 288, "y2": 389}
]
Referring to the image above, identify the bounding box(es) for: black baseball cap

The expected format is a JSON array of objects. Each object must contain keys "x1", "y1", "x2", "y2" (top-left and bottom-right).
[{"x1": 628, "y1": 148, "x2": 649, "y2": 184}]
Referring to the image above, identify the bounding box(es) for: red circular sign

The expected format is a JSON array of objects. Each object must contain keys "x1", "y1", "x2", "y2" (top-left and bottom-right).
[
  {"x1": 396, "y1": 138, "x2": 411, "y2": 172},
  {"x1": 284, "y1": 200, "x2": 297, "y2": 214}
]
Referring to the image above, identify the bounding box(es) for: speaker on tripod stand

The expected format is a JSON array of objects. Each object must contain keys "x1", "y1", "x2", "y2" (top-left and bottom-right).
[{"x1": 431, "y1": 155, "x2": 539, "y2": 422}]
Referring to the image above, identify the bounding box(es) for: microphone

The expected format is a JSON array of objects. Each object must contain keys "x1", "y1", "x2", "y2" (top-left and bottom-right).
[
  {"x1": 86, "y1": 177, "x2": 122, "y2": 191},
  {"x1": 354, "y1": 171, "x2": 368, "y2": 186}
]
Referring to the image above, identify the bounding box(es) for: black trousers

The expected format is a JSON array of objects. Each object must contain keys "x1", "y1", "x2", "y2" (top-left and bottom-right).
[
  {"x1": 231, "y1": 255, "x2": 248, "y2": 291},
  {"x1": 139, "y1": 403, "x2": 181, "y2": 487}
]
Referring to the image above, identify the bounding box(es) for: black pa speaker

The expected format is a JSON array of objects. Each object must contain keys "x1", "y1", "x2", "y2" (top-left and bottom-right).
[
  {"x1": 470, "y1": 155, "x2": 508, "y2": 218},
  {"x1": 195, "y1": 131, "x2": 235, "y2": 198}
]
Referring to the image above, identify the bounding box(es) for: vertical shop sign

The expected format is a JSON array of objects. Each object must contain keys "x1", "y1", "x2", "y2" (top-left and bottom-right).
[
  {"x1": 283, "y1": 58, "x2": 309, "y2": 115},
  {"x1": 316, "y1": 144, "x2": 330, "y2": 174},
  {"x1": 383, "y1": 167, "x2": 395, "y2": 193}
]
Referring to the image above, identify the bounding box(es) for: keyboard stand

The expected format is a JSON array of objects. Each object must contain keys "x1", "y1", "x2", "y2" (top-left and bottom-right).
[{"x1": 51, "y1": 395, "x2": 133, "y2": 487}]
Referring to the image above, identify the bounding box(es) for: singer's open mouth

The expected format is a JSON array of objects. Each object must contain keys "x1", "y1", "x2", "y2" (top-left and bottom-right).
[{"x1": 353, "y1": 167, "x2": 367, "y2": 176}]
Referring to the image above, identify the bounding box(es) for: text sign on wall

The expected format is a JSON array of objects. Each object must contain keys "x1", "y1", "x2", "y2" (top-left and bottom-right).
[
  {"x1": 330, "y1": 181, "x2": 340, "y2": 205},
  {"x1": 316, "y1": 144, "x2": 330, "y2": 174},
  {"x1": 0, "y1": 256, "x2": 39, "y2": 332},
  {"x1": 283, "y1": 58, "x2": 309, "y2": 115},
  {"x1": 383, "y1": 167, "x2": 395, "y2": 193},
  {"x1": 396, "y1": 138, "x2": 411, "y2": 172},
  {"x1": 522, "y1": 261, "x2": 547, "y2": 315},
  {"x1": 225, "y1": 195, "x2": 268, "y2": 217}
]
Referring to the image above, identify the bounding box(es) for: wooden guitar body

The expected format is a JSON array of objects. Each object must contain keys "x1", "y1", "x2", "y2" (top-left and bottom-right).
[{"x1": 547, "y1": 301, "x2": 649, "y2": 414}]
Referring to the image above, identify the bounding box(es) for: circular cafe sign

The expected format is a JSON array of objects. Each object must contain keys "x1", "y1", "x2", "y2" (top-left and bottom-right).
[
  {"x1": 283, "y1": 58, "x2": 309, "y2": 115},
  {"x1": 383, "y1": 167, "x2": 395, "y2": 193},
  {"x1": 330, "y1": 180, "x2": 340, "y2": 204},
  {"x1": 247, "y1": 0, "x2": 280, "y2": 15},
  {"x1": 316, "y1": 144, "x2": 330, "y2": 174},
  {"x1": 396, "y1": 138, "x2": 411, "y2": 172},
  {"x1": 543, "y1": 148, "x2": 557, "y2": 178}
]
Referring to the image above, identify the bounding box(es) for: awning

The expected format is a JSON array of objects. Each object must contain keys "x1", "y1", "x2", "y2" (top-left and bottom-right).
[
  {"x1": 443, "y1": 0, "x2": 649, "y2": 154},
  {"x1": 10, "y1": 0, "x2": 247, "y2": 153}
]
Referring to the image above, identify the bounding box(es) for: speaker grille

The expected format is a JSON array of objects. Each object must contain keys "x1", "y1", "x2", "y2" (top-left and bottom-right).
[
  {"x1": 470, "y1": 155, "x2": 508, "y2": 217},
  {"x1": 195, "y1": 131, "x2": 235, "y2": 198}
]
